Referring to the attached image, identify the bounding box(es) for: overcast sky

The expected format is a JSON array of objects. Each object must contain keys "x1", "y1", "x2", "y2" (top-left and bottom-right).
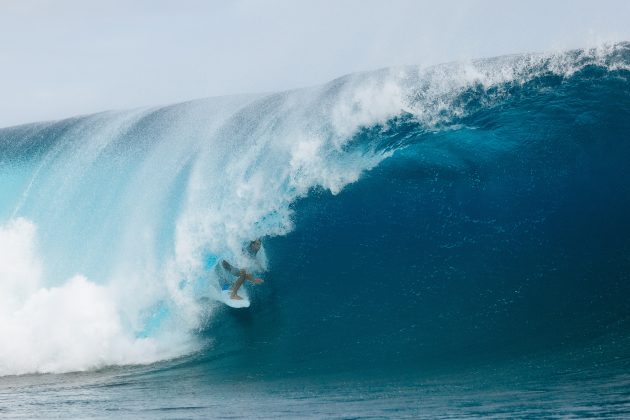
[{"x1": 1, "y1": 0, "x2": 629, "y2": 127}]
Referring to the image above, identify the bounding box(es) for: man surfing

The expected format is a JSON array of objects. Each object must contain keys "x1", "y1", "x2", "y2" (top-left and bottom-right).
[{"x1": 220, "y1": 239, "x2": 264, "y2": 300}]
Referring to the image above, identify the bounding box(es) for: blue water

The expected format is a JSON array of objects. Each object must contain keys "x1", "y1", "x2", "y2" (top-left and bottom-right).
[{"x1": 1, "y1": 43, "x2": 630, "y2": 417}]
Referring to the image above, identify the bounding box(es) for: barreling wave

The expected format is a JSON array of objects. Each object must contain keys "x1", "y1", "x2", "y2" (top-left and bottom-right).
[{"x1": 0, "y1": 42, "x2": 629, "y2": 376}]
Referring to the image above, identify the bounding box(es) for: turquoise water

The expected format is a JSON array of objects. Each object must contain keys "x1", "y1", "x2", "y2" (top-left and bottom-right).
[
  {"x1": 1, "y1": 43, "x2": 630, "y2": 417},
  {"x1": 1, "y1": 349, "x2": 629, "y2": 418}
]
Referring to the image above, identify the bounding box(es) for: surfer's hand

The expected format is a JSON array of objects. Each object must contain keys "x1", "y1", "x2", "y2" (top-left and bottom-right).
[{"x1": 252, "y1": 278, "x2": 264, "y2": 284}]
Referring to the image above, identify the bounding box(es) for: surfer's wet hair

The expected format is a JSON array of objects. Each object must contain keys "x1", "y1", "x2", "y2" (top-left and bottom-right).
[{"x1": 247, "y1": 239, "x2": 261, "y2": 255}]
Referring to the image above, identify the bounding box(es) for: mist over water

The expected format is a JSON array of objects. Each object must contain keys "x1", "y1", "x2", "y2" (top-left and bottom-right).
[{"x1": 0, "y1": 66, "x2": 409, "y2": 375}]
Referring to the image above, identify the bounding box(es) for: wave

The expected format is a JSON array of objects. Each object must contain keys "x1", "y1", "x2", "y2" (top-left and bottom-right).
[{"x1": 0, "y1": 42, "x2": 629, "y2": 376}]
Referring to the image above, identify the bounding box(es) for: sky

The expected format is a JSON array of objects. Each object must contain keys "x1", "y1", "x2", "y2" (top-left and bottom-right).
[{"x1": 1, "y1": 0, "x2": 629, "y2": 128}]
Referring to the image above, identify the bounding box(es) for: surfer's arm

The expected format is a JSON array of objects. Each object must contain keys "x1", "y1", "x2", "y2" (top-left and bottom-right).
[
  {"x1": 249, "y1": 277, "x2": 263, "y2": 284},
  {"x1": 243, "y1": 270, "x2": 264, "y2": 284}
]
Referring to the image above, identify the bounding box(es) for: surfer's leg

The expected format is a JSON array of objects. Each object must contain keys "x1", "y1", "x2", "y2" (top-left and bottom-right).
[
  {"x1": 222, "y1": 260, "x2": 242, "y2": 276},
  {"x1": 230, "y1": 270, "x2": 247, "y2": 300}
]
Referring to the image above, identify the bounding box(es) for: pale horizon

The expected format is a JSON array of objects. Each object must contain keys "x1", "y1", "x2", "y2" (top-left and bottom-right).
[{"x1": 1, "y1": 0, "x2": 629, "y2": 128}]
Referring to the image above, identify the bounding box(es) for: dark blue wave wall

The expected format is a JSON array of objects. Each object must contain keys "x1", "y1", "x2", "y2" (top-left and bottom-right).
[{"x1": 201, "y1": 64, "x2": 630, "y2": 378}]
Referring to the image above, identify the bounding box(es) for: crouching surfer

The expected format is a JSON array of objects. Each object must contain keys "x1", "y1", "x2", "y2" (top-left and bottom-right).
[{"x1": 220, "y1": 239, "x2": 264, "y2": 300}]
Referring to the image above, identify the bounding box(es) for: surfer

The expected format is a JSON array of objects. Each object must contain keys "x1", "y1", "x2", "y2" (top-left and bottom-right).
[{"x1": 220, "y1": 239, "x2": 264, "y2": 300}]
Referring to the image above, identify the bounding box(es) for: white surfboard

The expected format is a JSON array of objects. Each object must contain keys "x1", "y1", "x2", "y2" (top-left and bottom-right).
[{"x1": 219, "y1": 289, "x2": 250, "y2": 308}]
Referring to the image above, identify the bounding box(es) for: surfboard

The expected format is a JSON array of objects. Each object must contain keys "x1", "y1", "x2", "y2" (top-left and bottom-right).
[{"x1": 219, "y1": 289, "x2": 250, "y2": 308}]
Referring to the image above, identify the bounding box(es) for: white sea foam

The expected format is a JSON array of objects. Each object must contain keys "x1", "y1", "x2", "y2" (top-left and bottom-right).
[{"x1": 0, "y1": 219, "x2": 188, "y2": 376}]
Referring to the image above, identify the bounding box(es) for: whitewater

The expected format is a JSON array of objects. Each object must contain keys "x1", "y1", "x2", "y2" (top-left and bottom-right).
[{"x1": 1, "y1": 42, "x2": 630, "y2": 417}]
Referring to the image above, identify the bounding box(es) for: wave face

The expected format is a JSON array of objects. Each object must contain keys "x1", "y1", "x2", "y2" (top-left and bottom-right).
[{"x1": 1, "y1": 43, "x2": 630, "y2": 377}]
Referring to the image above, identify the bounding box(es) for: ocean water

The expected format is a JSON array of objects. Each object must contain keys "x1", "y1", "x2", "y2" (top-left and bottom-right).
[{"x1": 1, "y1": 43, "x2": 630, "y2": 417}]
